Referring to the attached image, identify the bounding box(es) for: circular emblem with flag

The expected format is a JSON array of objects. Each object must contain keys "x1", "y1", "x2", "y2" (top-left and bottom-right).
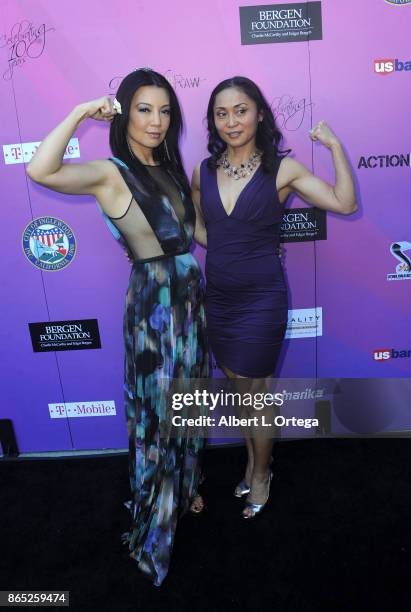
[{"x1": 22, "y1": 216, "x2": 76, "y2": 271}]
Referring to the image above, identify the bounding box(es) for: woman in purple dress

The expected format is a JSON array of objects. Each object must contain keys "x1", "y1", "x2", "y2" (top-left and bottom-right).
[{"x1": 192, "y1": 76, "x2": 357, "y2": 518}]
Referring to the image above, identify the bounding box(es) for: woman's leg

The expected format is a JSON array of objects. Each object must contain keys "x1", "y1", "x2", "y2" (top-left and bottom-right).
[
  {"x1": 220, "y1": 365, "x2": 254, "y2": 489},
  {"x1": 221, "y1": 365, "x2": 274, "y2": 517}
]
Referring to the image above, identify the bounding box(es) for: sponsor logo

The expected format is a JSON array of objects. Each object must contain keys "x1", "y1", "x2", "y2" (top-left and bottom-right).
[
  {"x1": 271, "y1": 94, "x2": 313, "y2": 131},
  {"x1": 373, "y1": 349, "x2": 411, "y2": 361},
  {"x1": 0, "y1": 20, "x2": 55, "y2": 81},
  {"x1": 108, "y1": 70, "x2": 205, "y2": 96},
  {"x1": 22, "y1": 216, "x2": 76, "y2": 271},
  {"x1": 358, "y1": 153, "x2": 410, "y2": 169},
  {"x1": 29, "y1": 319, "x2": 101, "y2": 352},
  {"x1": 239, "y1": 2, "x2": 322, "y2": 45},
  {"x1": 374, "y1": 59, "x2": 411, "y2": 74},
  {"x1": 280, "y1": 207, "x2": 327, "y2": 242},
  {"x1": 286, "y1": 307, "x2": 322, "y2": 339},
  {"x1": 163, "y1": 70, "x2": 205, "y2": 89},
  {"x1": 385, "y1": 0, "x2": 411, "y2": 5},
  {"x1": 3, "y1": 138, "x2": 79, "y2": 165},
  {"x1": 387, "y1": 241, "x2": 411, "y2": 281},
  {"x1": 49, "y1": 401, "x2": 116, "y2": 419},
  {"x1": 281, "y1": 387, "x2": 325, "y2": 400}
]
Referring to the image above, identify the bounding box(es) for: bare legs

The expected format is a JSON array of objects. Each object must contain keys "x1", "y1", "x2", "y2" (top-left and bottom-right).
[{"x1": 221, "y1": 364, "x2": 274, "y2": 518}]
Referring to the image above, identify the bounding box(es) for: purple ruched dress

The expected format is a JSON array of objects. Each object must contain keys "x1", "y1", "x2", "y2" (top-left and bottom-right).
[{"x1": 200, "y1": 156, "x2": 288, "y2": 377}]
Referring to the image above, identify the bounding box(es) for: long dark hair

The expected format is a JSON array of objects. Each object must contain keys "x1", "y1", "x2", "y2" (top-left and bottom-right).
[
  {"x1": 109, "y1": 68, "x2": 190, "y2": 194},
  {"x1": 206, "y1": 76, "x2": 290, "y2": 173}
]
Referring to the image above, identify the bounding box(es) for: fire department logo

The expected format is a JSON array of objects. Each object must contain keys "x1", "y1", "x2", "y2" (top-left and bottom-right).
[{"x1": 22, "y1": 216, "x2": 76, "y2": 271}]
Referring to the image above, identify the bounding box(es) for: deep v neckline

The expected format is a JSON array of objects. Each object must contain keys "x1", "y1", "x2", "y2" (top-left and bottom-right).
[{"x1": 215, "y1": 164, "x2": 262, "y2": 218}]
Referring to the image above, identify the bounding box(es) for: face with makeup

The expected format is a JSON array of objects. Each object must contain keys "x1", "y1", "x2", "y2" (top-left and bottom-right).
[
  {"x1": 127, "y1": 85, "x2": 171, "y2": 154},
  {"x1": 213, "y1": 87, "x2": 263, "y2": 150}
]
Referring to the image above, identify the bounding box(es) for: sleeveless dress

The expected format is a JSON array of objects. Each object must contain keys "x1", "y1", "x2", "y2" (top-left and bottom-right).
[
  {"x1": 200, "y1": 156, "x2": 288, "y2": 377},
  {"x1": 98, "y1": 157, "x2": 209, "y2": 586}
]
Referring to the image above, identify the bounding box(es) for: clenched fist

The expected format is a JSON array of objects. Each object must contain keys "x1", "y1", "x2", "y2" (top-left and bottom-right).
[
  {"x1": 309, "y1": 120, "x2": 340, "y2": 149},
  {"x1": 84, "y1": 96, "x2": 117, "y2": 122}
]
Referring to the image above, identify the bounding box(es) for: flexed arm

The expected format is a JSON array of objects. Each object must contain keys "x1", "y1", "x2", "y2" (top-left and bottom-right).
[
  {"x1": 191, "y1": 163, "x2": 207, "y2": 248},
  {"x1": 280, "y1": 121, "x2": 358, "y2": 215},
  {"x1": 27, "y1": 97, "x2": 116, "y2": 196}
]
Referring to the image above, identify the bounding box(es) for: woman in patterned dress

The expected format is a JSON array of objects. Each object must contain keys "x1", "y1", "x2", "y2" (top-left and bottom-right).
[{"x1": 27, "y1": 69, "x2": 209, "y2": 586}]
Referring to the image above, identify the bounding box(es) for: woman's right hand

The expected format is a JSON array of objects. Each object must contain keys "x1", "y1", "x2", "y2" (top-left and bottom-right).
[
  {"x1": 27, "y1": 95, "x2": 120, "y2": 197},
  {"x1": 83, "y1": 97, "x2": 116, "y2": 122}
]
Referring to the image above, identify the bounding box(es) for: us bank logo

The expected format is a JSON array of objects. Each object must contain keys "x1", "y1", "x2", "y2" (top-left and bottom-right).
[
  {"x1": 373, "y1": 349, "x2": 411, "y2": 361},
  {"x1": 374, "y1": 59, "x2": 411, "y2": 74},
  {"x1": 387, "y1": 241, "x2": 411, "y2": 281},
  {"x1": 22, "y1": 216, "x2": 76, "y2": 271}
]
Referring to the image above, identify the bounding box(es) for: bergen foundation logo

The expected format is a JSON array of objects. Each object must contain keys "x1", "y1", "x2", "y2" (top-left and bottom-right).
[
  {"x1": 374, "y1": 59, "x2": 411, "y2": 74},
  {"x1": 280, "y1": 208, "x2": 327, "y2": 242},
  {"x1": 239, "y1": 2, "x2": 323, "y2": 45},
  {"x1": 373, "y1": 349, "x2": 411, "y2": 361}
]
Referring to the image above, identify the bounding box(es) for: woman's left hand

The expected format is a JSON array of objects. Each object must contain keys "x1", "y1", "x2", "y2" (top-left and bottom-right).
[{"x1": 309, "y1": 121, "x2": 340, "y2": 149}]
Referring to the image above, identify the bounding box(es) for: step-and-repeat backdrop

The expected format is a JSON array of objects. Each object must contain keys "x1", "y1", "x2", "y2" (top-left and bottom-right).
[{"x1": 1, "y1": 0, "x2": 410, "y2": 452}]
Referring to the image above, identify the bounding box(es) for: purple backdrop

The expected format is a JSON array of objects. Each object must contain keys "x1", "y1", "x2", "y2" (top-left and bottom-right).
[{"x1": 1, "y1": 0, "x2": 410, "y2": 453}]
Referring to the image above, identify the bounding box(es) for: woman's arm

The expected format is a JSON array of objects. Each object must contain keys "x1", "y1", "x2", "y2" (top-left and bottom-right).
[
  {"x1": 191, "y1": 163, "x2": 207, "y2": 248},
  {"x1": 280, "y1": 121, "x2": 358, "y2": 215},
  {"x1": 26, "y1": 97, "x2": 116, "y2": 197}
]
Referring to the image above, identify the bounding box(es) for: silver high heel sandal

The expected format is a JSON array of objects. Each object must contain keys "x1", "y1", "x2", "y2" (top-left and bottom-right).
[
  {"x1": 234, "y1": 479, "x2": 251, "y2": 498},
  {"x1": 242, "y1": 471, "x2": 273, "y2": 519},
  {"x1": 234, "y1": 456, "x2": 273, "y2": 498}
]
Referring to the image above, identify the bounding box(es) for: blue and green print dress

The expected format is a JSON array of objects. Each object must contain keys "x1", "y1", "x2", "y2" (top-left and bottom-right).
[{"x1": 99, "y1": 157, "x2": 209, "y2": 586}]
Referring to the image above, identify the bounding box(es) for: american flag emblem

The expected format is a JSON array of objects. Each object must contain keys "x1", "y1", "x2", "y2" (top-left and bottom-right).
[
  {"x1": 35, "y1": 227, "x2": 65, "y2": 248},
  {"x1": 22, "y1": 216, "x2": 76, "y2": 271}
]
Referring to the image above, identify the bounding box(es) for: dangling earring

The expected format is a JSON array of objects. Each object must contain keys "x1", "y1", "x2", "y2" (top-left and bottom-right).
[
  {"x1": 163, "y1": 138, "x2": 171, "y2": 161},
  {"x1": 126, "y1": 137, "x2": 136, "y2": 160}
]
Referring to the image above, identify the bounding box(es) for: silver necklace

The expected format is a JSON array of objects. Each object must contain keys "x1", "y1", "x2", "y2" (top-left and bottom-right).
[{"x1": 218, "y1": 150, "x2": 262, "y2": 180}]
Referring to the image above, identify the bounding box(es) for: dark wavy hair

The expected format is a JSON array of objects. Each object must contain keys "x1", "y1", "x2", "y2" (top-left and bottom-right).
[
  {"x1": 109, "y1": 68, "x2": 190, "y2": 194},
  {"x1": 206, "y1": 76, "x2": 290, "y2": 173}
]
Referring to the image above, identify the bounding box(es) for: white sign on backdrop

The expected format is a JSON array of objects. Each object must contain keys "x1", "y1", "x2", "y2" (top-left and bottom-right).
[
  {"x1": 286, "y1": 307, "x2": 323, "y2": 339},
  {"x1": 48, "y1": 401, "x2": 116, "y2": 419},
  {"x1": 3, "y1": 138, "x2": 80, "y2": 165}
]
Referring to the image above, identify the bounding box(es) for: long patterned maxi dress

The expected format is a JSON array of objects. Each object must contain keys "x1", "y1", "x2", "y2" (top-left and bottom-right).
[{"x1": 98, "y1": 157, "x2": 209, "y2": 586}]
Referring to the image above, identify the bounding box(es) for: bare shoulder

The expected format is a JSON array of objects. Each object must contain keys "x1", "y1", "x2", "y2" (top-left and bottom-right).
[
  {"x1": 91, "y1": 158, "x2": 122, "y2": 181},
  {"x1": 94, "y1": 159, "x2": 129, "y2": 194},
  {"x1": 93, "y1": 159, "x2": 132, "y2": 218}
]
